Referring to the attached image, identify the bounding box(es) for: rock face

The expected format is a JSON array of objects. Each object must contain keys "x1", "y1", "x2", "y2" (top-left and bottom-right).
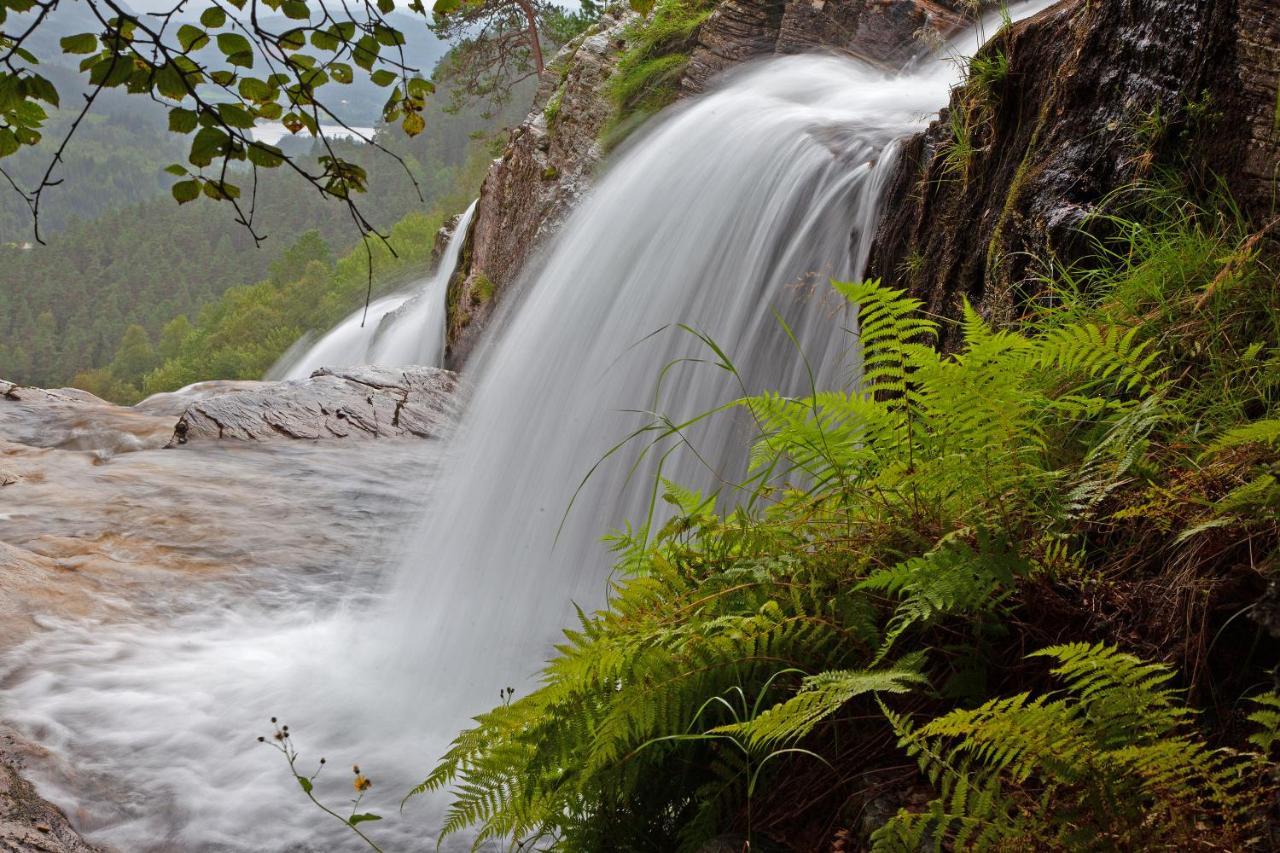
[
  {"x1": 869, "y1": 0, "x2": 1280, "y2": 340},
  {"x1": 445, "y1": 11, "x2": 637, "y2": 367},
  {"x1": 170, "y1": 366, "x2": 457, "y2": 444},
  {"x1": 684, "y1": 0, "x2": 974, "y2": 92}
]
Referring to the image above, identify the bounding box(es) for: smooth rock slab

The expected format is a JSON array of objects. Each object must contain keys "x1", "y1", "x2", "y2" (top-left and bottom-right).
[
  {"x1": 169, "y1": 365, "x2": 458, "y2": 445},
  {"x1": 0, "y1": 380, "x2": 175, "y2": 457}
]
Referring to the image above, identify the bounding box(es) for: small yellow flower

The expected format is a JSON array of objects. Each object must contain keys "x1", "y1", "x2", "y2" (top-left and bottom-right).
[{"x1": 354, "y1": 774, "x2": 372, "y2": 793}]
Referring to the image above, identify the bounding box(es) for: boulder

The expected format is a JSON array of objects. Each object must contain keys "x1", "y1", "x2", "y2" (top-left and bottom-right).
[{"x1": 169, "y1": 365, "x2": 458, "y2": 444}]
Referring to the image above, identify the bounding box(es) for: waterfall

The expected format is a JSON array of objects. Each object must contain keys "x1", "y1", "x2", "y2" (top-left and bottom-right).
[
  {"x1": 267, "y1": 201, "x2": 477, "y2": 381},
  {"x1": 0, "y1": 4, "x2": 1055, "y2": 850}
]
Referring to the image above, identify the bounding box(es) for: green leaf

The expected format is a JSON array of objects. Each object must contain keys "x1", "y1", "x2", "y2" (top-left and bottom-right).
[
  {"x1": 349, "y1": 813, "x2": 382, "y2": 826},
  {"x1": 210, "y1": 70, "x2": 236, "y2": 86},
  {"x1": 168, "y1": 107, "x2": 198, "y2": 133},
  {"x1": 406, "y1": 76, "x2": 434, "y2": 97},
  {"x1": 218, "y1": 102, "x2": 255, "y2": 129},
  {"x1": 370, "y1": 69, "x2": 397, "y2": 87},
  {"x1": 373, "y1": 25, "x2": 404, "y2": 47},
  {"x1": 352, "y1": 35, "x2": 380, "y2": 70},
  {"x1": 164, "y1": 163, "x2": 189, "y2": 176},
  {"x1": 155, "y1": 64, "x2": 189, "y2": 100},
  {"x1": 298, "y1": 777, "x2": 313, "y2": 794},
  {"x1": 172, "y1": 179, "x2": 200, "y2": 203},
  {"x1": 329, "y1": 63, "x2": 353, "y2": 85},
  {"x1": 188, "y1": 126, "x2": 227, "y2": 166},
  {"x1": 178, "y1": 24, "x2": 209, "y2": 52},
  {"x1": 88, "y1": 57, "x2": 133, "y2": 88},
  {"x1": 433, "y1": 0, "x2": 461, "y2": 13},
  {"x1": 22, "y1": 74, "x2": 59, "y2": 107},
  {"x1": 278, "y1": 28, "x2": 307, "y2": 50},
  {"x1": 200, "y1": 6, "x2": 227, "y2": 27},
  {"x1": 310, "y1": 30, "x2": 339, "y2": 51},
  {"x1": 0, "y1": 75, "x2": 19, "y2": 112},
  {"x1": 281, "y1": 0, "x2": 310, "y2": 19},
  {"x1": 59, "y1": 33, "x2": 98, "y2": 55},
  {"x1": 377, "y1": 0, "x2": 394, "y2": 11},
  {"x1": 216, "y1": 32, "x2": 253, "y2": 67},
  {"x1": 0, "y1": 128, "x2": 18, "y2": 158},
  {"x1": 246, "y1": 142, "x2": 284, "y2": 168},
  {"x1": 238, "y1": 77, "x2": 273, "y2": 101},
  {"x1": 402, "y1": 111, "x2": 424, "y2": 137},
  {"x1": 203, "y1": 179, "x2": 240, "y2": 200}
]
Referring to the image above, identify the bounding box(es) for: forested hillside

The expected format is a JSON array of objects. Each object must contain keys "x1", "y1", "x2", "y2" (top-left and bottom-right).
[
  {"x1": 0, "y1": 77, "x2": 533, "y2": 393},
  {"x1": 73, "y1": 139, "x2": 495, "y2": 402}
]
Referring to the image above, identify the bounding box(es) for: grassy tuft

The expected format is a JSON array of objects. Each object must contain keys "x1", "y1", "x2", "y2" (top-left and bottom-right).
[{"x1": 601, "y1": 0, "x2": 717, "y2": 146}]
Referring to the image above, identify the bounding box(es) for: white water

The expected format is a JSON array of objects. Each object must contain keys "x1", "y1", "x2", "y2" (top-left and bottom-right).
[
  {"x1": 269, "y1": 201, "x2": 476, "y2": 381},
  {"x1": 1, "y1": 5, "x2": 1054, "y2": 850}
]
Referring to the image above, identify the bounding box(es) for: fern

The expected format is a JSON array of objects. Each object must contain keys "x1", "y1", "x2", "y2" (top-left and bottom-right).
[
  {"x1": 874, "y1": 644, "x2": 1269, "y2": 851},
  {"x1": 715, "y1": 662, "x2": 926, "y2": 749},
  {"x1": 1033, "y1": 321, "x2": 1163, "y2": 395},
  {"x1": 415, "y1": 258, "x2": 1280, "y2": 850},
  {"x1": 858, "y1": 537, "x2": 1028, "y2": 664},
  {"x1": 1207, "y1": 418, "x2": 1280, "y2": 453}
]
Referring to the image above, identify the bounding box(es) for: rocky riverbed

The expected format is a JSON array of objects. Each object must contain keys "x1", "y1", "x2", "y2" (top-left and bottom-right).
[{"x1": 0, "y1": 369, "x2": 454, "y2": 851}]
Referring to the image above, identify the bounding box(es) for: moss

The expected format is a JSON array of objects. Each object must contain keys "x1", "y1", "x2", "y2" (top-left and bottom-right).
[
  {"x1": 601, "y1": 0, "x2": 717, "y2": 147},
  {"x1": 543, "y1": 84, "x2": 565, "y2": 128},
  {"x1": 472, "y1": 272, "x2": 496, "y2": 305}
]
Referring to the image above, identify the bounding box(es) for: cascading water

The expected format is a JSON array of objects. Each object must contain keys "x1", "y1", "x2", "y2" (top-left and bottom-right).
[
  {"x1": 0, "y1": 4, "x2": 1054, "y2": 849},
  {"x1": 268, "y1": 201, "x2": 477, "y2": 381}
]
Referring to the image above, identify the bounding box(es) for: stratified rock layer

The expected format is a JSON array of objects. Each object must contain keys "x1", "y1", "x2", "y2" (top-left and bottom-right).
[
  {"x1": 445, "y1": 11, "x2": 637, "y2": 367},
  {"x1": 170, "y1": 365, "x2": 457, "y2": 444},
  {"x1": 869, "y1": 0, "x2": 1280, "y2": 340},
  {"x1": 684, "y1": 0, "x2": 974, "y2": 91}
]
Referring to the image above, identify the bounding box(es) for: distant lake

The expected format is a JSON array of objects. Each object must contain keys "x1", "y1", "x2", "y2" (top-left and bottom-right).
[{"x1": 249, "y1": 122, "x2": 377, "y2": 145}]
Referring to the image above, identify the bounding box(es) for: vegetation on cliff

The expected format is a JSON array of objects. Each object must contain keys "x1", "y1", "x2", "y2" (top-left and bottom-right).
[
  {"x1": 413, "y1": 185, "x2": 1279, "y2": 849},
  {"x1": 603, "y1": 0, "x2": 716, "y2": 145}
]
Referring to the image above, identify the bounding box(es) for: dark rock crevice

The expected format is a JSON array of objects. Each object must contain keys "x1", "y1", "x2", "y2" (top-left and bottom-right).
[{"x1": 868, "y1": 0, "x2": 1280, "y2": 340}]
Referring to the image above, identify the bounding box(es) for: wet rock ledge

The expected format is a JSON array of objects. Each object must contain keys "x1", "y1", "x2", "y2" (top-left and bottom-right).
[
  {"x1": 0, "y1": 729, "x2": 99, "y2": 853},
  {"x1": 169, "y1": 366, "x2": 458, "y2": 445}
]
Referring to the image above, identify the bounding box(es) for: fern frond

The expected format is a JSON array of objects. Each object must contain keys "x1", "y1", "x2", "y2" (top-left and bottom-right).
[
  {"x1": 1033, "y1": 321, "x2": 1163, "y2": 394},
  {"x1": 1206, "y1": 418, "x2": 1280, "y2": 453},
  {"x1": 713, "y1": 664, "x2": 926, "y2": 749}
]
